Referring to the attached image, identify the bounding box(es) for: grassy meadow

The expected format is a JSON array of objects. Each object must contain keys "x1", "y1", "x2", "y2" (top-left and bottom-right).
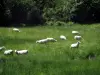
[{"x1": 0, "y1": 24, "x2": 100, "y2": 75}]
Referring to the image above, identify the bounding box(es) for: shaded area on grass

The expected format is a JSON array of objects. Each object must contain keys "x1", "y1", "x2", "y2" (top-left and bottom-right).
[{"x1": 0, "y1": 35, "x2": 35, "y2": 46}]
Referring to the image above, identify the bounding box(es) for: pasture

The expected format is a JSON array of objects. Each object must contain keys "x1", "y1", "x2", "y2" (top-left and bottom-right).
[{"x1": 0, "y1": 24, "x2": 100, "y2": 75}]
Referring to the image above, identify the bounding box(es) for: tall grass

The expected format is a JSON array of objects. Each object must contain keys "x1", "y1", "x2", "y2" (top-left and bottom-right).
[{"x1": 0, "y1": 24, "x2": 100, "y2": 75}]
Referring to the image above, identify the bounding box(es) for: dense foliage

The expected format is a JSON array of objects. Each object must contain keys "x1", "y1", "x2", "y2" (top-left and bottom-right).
[{"x1": 0, "y1": 0, "x2": 100, "y2": 26}]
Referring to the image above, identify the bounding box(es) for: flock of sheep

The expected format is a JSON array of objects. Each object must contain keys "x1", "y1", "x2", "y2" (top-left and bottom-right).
[
  {"x1": 0, "y1": 28, "x2": 83, "y2": 55},
  {"x1": 0, "y1": 46, "x2": 28, "y2": 55},
  {"x1": 36, "y1": 30, "x2": 82, "y2": 49}
]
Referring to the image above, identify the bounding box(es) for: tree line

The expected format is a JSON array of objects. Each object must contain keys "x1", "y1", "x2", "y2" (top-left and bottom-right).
[{"x1": 0, "y1": 0, "x2": 100, "y2": 26}]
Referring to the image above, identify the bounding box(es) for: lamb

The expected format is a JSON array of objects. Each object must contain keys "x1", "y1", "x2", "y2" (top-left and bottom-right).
[
  {"x1": 13, "y1": 28, "x2": 20, "y2": 32},
  {"x1": 74, "y1": 35, "x2": 82, "y2": 40},
  {"x1": 70, "y1": 41, "x2": 81, "y2": 48},
  {"x1": 36, "y1": 39, "x2": 48, "y2": 43},
  {"x1": 60, "y1": 35, "x2": 66, "y2": 40},
  {"x1": 4, "y1": 49, "x2": 13, "y2": 55},
  {"x1": 46, "y1": 38, "x2": 57, "y2": 42},
  {"x1": 15, "y1": 50, "x2": 28, "y2": 55},
  {"x1": 0, "y1": 46, "x2": 6, "y2": 50},
  {"x1": 72, "y1": 31, "x2": 79, "y2": 34}
]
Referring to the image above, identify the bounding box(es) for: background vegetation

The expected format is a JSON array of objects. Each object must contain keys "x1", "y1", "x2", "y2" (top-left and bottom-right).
[{"x1": 0, "y1": 0, "x2": 100, "y2": 26}]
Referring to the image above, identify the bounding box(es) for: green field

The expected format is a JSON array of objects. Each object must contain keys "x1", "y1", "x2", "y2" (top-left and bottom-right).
[{"x1": 0, "y1": 24, "x2": 100, "y2": 75}]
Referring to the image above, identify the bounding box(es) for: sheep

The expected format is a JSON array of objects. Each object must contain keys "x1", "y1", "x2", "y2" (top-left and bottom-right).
[
  {"x1": 15, "y1": 50, "x2": 28, "y2": 55},
  {"x1": 13, "y1": 28, "x2": 20, "y2": 32},
  {"x1": 74, "y1": 35, "x2": 82, "y2": 40},
  {"x1": 60, "y1": 35, "x2": 66, "y2": 40},
  {"x1": 0, "y1": 46, "x2": 6, "y2": 50},
  {"x1": 4, "y1": 50, "x2": 13, "y2": 55},
  {"x1": 36, "y1": 39, "x2": 48, "y2": 44},
  {"x1": 72, "y1": 31, "x2": 79, "y2": 34},
  {"x1": 70, "y1": 41, "x2": 81, "y2": 48},
  {"x1": 86, "y1": 53, "x2": 95, "y2": 60},
  {"x1": 46, "y1": 38, "x2": 57, "y2": 42}
]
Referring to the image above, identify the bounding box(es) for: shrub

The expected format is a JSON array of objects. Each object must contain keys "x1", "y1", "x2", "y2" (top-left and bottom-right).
[{"x1": 45, "y1": 21, "x2": 67, "y2": 26}]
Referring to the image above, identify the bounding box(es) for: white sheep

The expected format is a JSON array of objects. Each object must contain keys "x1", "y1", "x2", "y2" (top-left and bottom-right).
[
  {"x1": 13, "y1": 28, "x2": 20, "y2": 32},
  {"x1": 72, "y1": 31, "x2": 79, "y2": 34},
  {"x1": 46, "y1": 38, "x2": 57, "y2": 42},
  {"x1": 74, "y1": 35, "x2": 82, "y2": 40},
  {"x1": 36, "y1": 39, "x2": 48, "y2": 43},
  {"x1": 15, "y1": 50, "x2": 28, "y2": 55},
  {"x1": 70, "y1": 41, "x2": 81, "y2": 48},
  {"x1": 4, "y1": 50, "x2": 13, "y2": 55},
  {"x1": 60, "y1": 35, "x2": 66, "y2": 40},
  {"x1": 0, "y1": 46, "x2": 6, "y2": 50}
]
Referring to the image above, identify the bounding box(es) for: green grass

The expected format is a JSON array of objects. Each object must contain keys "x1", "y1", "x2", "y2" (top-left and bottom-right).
[{"x1": 0, "y1": 24, "x2": 100, "y2": 75}]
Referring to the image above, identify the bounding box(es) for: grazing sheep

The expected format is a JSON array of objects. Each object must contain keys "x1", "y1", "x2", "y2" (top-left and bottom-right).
[
  {"x1": 60, "y1": 35, "x2": 66, "y2": 40},
  {"x1": 70, "y1": 41, "x2": 81, "y2": 48},
  {"x1": 86, "y1": 53, "x2": 95, "y2": 60},
  {"x1": 46, "y1": 38, "x2": 57, "y2": 42},
  {"x1": 13, "y1": 28, "x2": 20, "y2": 32},
  {"x1": 36, "y1": 39, "x2": 48, "y2": 43},
  {"x1": 72, "y1": 31, "x2": 79, "y2": 34},
  {"x1": 4, "y1": 50, "x2": 13, "y2": 55},
  {"x1": 15, "y1": 50, "x2": 28, "y2": 55},
  {"x1": 74, "y1": 35, "x2": 82, "y2": 40},
  {"x1": 0, "y1": 46, "x2": 6, "y2": 50}
]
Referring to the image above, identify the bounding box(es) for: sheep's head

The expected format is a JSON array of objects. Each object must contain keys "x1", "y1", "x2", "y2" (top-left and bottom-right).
[
  {"x1": 15, "y1": 50, "x2": 17, "y2": 53},
  {"x1": 36, "y1": 41, "x2": 39, "y2": 43},
  {"x1": 54, "y1": 39, "x2": 57, "y2": 42},
  {"x1": 77, "y1": 41, "x2": 81, "y2": 44}
]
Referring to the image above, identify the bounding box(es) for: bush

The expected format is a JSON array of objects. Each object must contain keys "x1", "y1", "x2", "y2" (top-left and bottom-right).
[
  {"x1": 43, "y1": 0, "x2": 77, "y2": 22},
  {"x1": 45, "y1": 21, "x2": 67, "y2": 26}
]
